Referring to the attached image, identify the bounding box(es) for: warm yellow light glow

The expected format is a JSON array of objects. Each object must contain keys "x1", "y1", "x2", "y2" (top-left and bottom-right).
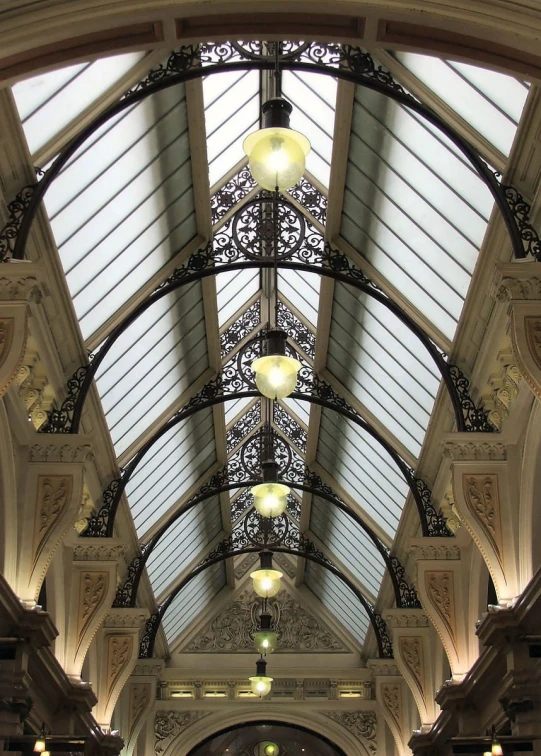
[
  {"x1": 249, "y1": 674, "x2": 273, "y2": 697},
  {"x1": 264, "y1": 742, "x2": 279, "y2": 756},
  {"x1": 243, "y1": 127, "x2": 310, "y2": 191},
  {"x1": 254, "y1": 629, "x2": 278, "y2": 654},
  {"x1": 34, "y1": 737, "x2": 46, "y2": 753},
  {"x1": 251, "y1": 354, "x2": 301, "y2": 400},
  {"x1": 250, "y1": 567, "x2": 283, "y2": 598},
  {"x1": 492, "y1": 741, "x2": 503, "y2": 756},
  {"x1": 251, "y1": 481, "x2": 290, "y2": 518}
]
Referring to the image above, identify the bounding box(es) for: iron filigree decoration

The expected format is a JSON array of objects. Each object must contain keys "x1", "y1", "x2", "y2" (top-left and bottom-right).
[
  {"x1": 273, "y1": 401, "x2": 308, "y2": 453},
  {"x1": 220, "y1": 300, "x2": 261, "y2": 359},
  {"x1": 276, "y1": 300, "x2": 316, "y2": 360},
  {"x1": 0, "y1": 185, "x2": 37, "y2": 262},
  {"x1": 211, "y1": 164, "x2": 257, "y2": 225},
  {"x1": 230, "y1": 489, "x2": 253, "y2": 523},
  {"x1": 226, "y1": 401, "x2": 261, "y2": 453},
  {"x1": 503, "y1": 185, "x2": 541, "y2": 261},
  {"x1": 448, "y1": 365, "x2": 496, "y2": 433},
  {"x1": 287, "y1": 175, "x2": 328, "y2": 227}
]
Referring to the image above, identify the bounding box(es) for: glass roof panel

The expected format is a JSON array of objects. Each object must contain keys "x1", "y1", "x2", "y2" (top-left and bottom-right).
[
  {"x1": 278, "y1": 270, "x2": 321, "y2": 327},
  {"x1": 44, "y1": 84, "x2": 196, "y2": 339},
  {"x1": 310, "y1": 496, "x2": 386, "y2": 597},
  {"x1": 145, "y1": 495, "x2": 223, "y2": 597},
  {"x1": 125, "y1": 407, "x2": 217, "y2": 538},
  {"x1": 340, "y1": 86, "x2": 494, "y2": 339},
  {"x1": 282, "y1": 70, "x2": 337, "y2": 187},
  {"x1": 162, "y1": 562, "x2": 227, "y2": 646},
  {"x1": 326, "y1": 283, "x2": 440, "y2": 456},
  {"x1": 281, "y1": 397, "x2": 310, "y2": 428},
  {"x1": 217, "y1": 267, "x2": 260, "y2": 326},
  {"x1": 304, "y1": 561, "x2": 369, "y2": 646},
  {"x1": 224, "y1": 396, "x2": 254, "y2": 426},
  {"x1": 316, "y1": 409, "x2": 410, "y2": 538},
  {"x1": 203, "y1": 70, "x2": 260, "y2": 187},
  {"x1": 12, "y1": 52, "x2": 145, "y2": 155},
  {"x1": 394, "y1": 52, "x2": 529, "y2": 157},
  {"x1": 95, "y1": 283, "x2": 208, "y2": 455}
]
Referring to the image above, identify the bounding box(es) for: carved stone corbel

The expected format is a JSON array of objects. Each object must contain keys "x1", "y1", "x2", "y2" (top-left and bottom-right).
[
  {"x1": 115, "y1": 659, "x2": 164, "y2": 756},
  {"x1": 444, "y1": 434, "x2": 521, "y2": 603},
  {"x1": 410, "y1": 538, "x2": 476, "y2": 680},
  {"x1": 14, "y1": 437, "x2": 93, "y2": 602},
  {"x1": 89, "y1": 609, "x2": 149, "y2": 731},
  {"x1": 383, "y1": 610, "x2": 440, "y2": 728},
  {"x1": 54, "y1": 539, "x2": 124, "y2": 680},
  {"x1": 492, "y1": 261, "x2": 541, "y2": 401},
  {"x1": 368, "y1": 662, "x2": 412, "y2": 756}
]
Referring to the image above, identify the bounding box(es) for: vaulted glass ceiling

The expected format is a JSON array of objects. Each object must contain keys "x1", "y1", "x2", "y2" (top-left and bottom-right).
[{"x1": 10, "y1": 41, "x2": 531, "y2": 654}]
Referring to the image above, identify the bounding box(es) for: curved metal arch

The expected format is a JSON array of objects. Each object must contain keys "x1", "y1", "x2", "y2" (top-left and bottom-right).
[
  {"x1": 85, "y1": 382, "x2": 440, "y2": 540},
  {"x1": 113, "y1": 476, "x2": 419, "y2": 611},
  {"x1": 139, "y1": 545, "x2": 393, "y2": 659},
  {"x1": 7, "y1": 45, "x2": 524, "y2": 263}
]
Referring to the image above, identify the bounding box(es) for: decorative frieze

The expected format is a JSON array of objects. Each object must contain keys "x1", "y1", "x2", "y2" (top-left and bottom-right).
[
  {"x1": 184, "y1": 587, "x2": 347, "y2": 652},
  {"x1": 443, "y1": 440, "x2": 507, "y2": 461},
  {"x1": 104, "y1": 610, "x2": 148, "y2": 629},
  {"x1": 321, "y1": 711, "x2": 377, "y2": 752},
  {"x1": 384, "y1": 613, "x2": 429, "y2": 629},
  {"x1": 72, "y1": 540, "x2": 124, "y2": 562},
  {"x1": 154, "y1": 711, "x2": 210, "y2": 754},
  {"x1": 410, "y1": 540, "x2": 461, "y2": 562},
  {"x1": 0, "y1": 275, "x2": 40, "y2": 301},
  {"x1": 28, "y1": 442, "x2": 93, "y2": 463}
]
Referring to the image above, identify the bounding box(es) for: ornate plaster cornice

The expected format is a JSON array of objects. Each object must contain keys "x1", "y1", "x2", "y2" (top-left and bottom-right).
[
  {"x1": 132, "y1": 660, "x2": 165, "y2": 677},
  {"x1": 104, "y1": 609, "x2": 148, "y2": 629},
  {"x1": 443, "y1": 437, "x2": 507, "y2": 461},
  {"x1": 383, "y1": 611, "x2": 429, "y2": 628},
  {"x1": 29, "y1": 442, "x2": 94, "y2": 463},
  {"x1": 367, "y1": 659, "x2": 400, "y2": 677},
  {"x1": 410, "y1": 539, "x2": 461, "y2": 561},
  {"x1": 492, "y1": 262, "x2": 541, "y2": 302},
  {"x1": 72, "y1": 539, "x2": 125, "y2": 562}
]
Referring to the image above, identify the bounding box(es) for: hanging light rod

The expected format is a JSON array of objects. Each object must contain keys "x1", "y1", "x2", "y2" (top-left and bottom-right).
[
  {"x1": 243, "y1": 97, "x2": 311, "y2": 191},
  {"x1": 251, "y1": 329, "x2": 301, "y2": 400}
]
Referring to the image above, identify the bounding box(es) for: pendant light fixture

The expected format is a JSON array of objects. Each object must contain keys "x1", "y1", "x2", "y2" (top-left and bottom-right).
[
  {"x1": 251, "y1": 328, "x2": 301, "y2": 400},
  {"x1": 254, "y1": 611, "x2": 278, "y2": 654},
  {"x1": 243, "y1": 97, "x2": 310, "y2": 191},
  {"x1": 249, "y1": 657, "x2": 273, "y2": 697},
  {"x1": 33, "y1": 727, "x2": 46, "y2": 753},
  {"x1": 251, "y1": 551, "x2": 283, "y2": 598},
  {"x1": 491, "y1": 728, "x2": 503, "y2": 756},
  {"x1": 251, "y1": 457, "x2": 290, "y2": 518}
]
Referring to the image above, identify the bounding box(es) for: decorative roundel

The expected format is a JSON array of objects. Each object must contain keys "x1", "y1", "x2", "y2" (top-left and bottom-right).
[
  {"x1": 240, "y1": 428, "x2": 293, "y2": 477},
  {"x1": 244, "y1": 509, "x2": 289, "y2": 548},
  {"x1": 232, "y1": 195, "x2": 306, "y2": 262}
]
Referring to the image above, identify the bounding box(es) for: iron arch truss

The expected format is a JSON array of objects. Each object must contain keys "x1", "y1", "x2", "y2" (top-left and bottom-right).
[
  {"x1": 1, "y1": 41, "x2": 540, "y2": 263},
  {"x1": 137, "y1": 538, "x2": 394, "y2": 660}
]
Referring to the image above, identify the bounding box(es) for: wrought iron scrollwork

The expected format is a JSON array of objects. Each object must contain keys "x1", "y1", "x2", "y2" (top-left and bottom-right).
[
  {"x1": 113, "y1": 551, "x2": 146, "y2": 608},
  {"x1": 287, "y1": 175, "x2": 328, "y2": 226},
  {"x1": 276, "y1": 300, "x2": 316, "y2": 360},
  {"x1": 273, "y1": 401, "x2": 308, "y2": 453},
  {"x1": 220, "y1": 300, "x2": 261, "y2": 359},
  {"x1": 124, "y1": 46, "x2": 202, "y2": 96},
  {"x1": 139, "y1": 611, "x2": 161, "y2": 658},
  {"x1": 231, "y1": 489, "x2": 252, "y2": 522},
  {"x1": 286, "y1": 493, "x2": 302, "y2": 522},
  {"x1": 372, "y1": 611, "x2": 393, "y2": 658},
  {"x1": 447, "y1": 364, "x2": 495, "y2": 432},
  {"x1": 232, "y1": 194, "x2": 307, "y2": 261},
  {"x1": 503, "y1": 185, "x2": 541, "y2": 261},
  {"x1": 0, "y1": 184, "x2": 38, "y2": 263},
  {"x1": 413, "y1": 477, "x2": 452, "y2": 537},
  {"x1": 40, "y1": 365, "x2": 91, "y2": 434},
  {"x1": 388, "y1": 555, "x2": 421, "y2": 608},
  {"x1": 83, "y1": 478, "x2": 121, "y2": 538},
  {"x1": 226, "y1": 401, "x2": 261, "y2": 452},
  {"x1": 211, "y1": 164, "x2": 257, "y2": 225}
]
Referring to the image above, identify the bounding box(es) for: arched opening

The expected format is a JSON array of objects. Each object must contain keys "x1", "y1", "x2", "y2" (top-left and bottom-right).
[{"x1": 187, "y1": 722, "x2": 349, "y2": 756}]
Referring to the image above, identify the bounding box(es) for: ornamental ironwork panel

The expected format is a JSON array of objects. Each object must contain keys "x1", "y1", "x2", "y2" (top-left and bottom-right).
[
  {"x1": 287, "y1": 175, "x2": 328, "y2": 226},
  {"x1": 211, "y1": 164, "x2": 257, "y2": 224},
  {"x1": 220, "y1": 300, "x2": 261, "y2": 359},
  {"x1": 273, "y1": 401, "x2": 308, "y2": 453},
  {"x1": 226, "y1": 401, "x2": 261, "y2": 452},
  {"x1": 276, "y1": 300, "x2": 316, "y2": 360}
]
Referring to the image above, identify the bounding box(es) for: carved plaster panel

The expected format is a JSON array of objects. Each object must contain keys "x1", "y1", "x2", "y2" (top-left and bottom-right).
[
  {"x1": 273, "y1": 552, "x2": 296, "y2": 578},
  {"x1": 424, "y1": 571, "x2": 457, "y2": 651},
  {"x1": 0, "y1": 307, "x2": 28, "y2": 398},
  {"x1": 525, "y1": 316, "x2": 541, "y2": 370},
  {"x1": 380, "y1": 683, "x2": 402, "y2": 734},
  {"x1": 462, "y1": 474, "x2": 503, "y2": 567},
  {"x1": 0, "y1": 275, "x2": 40, "y2": 301},
  {"x1": 321, "y1": 711, "x2": 377, "y2": 752},
  {"x1": 443, "y1": 441, "x2": 507, "y2": 461},
  {"x1": 183, "y1": 587, "x2": 347, "y2": 653},
  {"x1": 398, "y1": 637, "x2": 424, "y2": 702},
  {"x1": 106, "y1": 635, "x2": 134, "y2": 702},
  {"x1": 73, "y1": 541, "x2": 124, "y2": 561},
  {"x1": 77, "y1": 571, "x2": 109, "y2": 650},
  {"x1": 233, "y1": 552, "x2": 258, "y2": 579},
  {"x1": 33, "y1": 475, "x2": 73, "y2": 566},
  {"x1": 154, "y1": 712, "x2": 210, "y2": 755},
  {"x1": 128, "y1": 682, "x2": 152, "y2": 740},
  {"x1": 410, "y1": 541, "x2": 460, "y2": 561},
  {"x1": 384, "y1": 613, "x2": 429, "y2": 629},
  {"x1": 0, "y1": 317, "x2": 14, "y2": 369},
  {"x1": 104, "y1": 610, "x2": 148, "y2": 629}
]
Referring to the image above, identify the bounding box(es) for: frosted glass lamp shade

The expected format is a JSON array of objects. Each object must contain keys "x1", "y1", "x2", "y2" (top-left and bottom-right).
[
  {"x1": 254, "y1": 629, "x2": 278, "y2": 654},
  {"x1": 251, "y1": 355, "x2": 301, "y2": 400},
  {"x1": 250, "y1": 568, "x2": 283, "y2": 598},
  {"x1": 251, "y1": 481, "x2": 290, "y2": 518},
  {"x1": 249, "y1": 674, "x2": 273, "y2": 697}
]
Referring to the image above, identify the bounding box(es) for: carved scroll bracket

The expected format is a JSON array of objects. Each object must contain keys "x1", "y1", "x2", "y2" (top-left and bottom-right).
[
  {"x1": 367, "y1": 668, "x2": 410, "y2": 756},
  {"x1": 383, "y1": 610, "x2": 439, "y2": 727}
]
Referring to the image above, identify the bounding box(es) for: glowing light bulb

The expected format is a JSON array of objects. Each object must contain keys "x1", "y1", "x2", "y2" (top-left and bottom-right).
[
  {"x1": 34, "y1": 736, "x2": 46, "y2": 753},
  {"x1": 251, "y1": 481, "x2": 289, "y2": 518},
  {"x1": 251, "y1": 355, "x2": 301, "y2": 400},
  {"x1": 250, "y1": 567, "x2": 283, "y2": 598}
]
